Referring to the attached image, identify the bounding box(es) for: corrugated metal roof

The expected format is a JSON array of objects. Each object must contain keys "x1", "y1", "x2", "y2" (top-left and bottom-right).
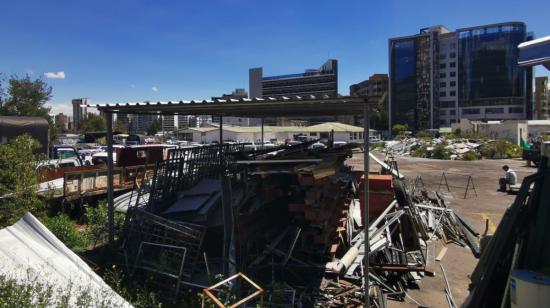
[
  {"x1": 184, "y1": 122, "x2": 373, "y2": 134},
  {"x1": 85, "y1": 95, "x2": 375, "y2": 117}
]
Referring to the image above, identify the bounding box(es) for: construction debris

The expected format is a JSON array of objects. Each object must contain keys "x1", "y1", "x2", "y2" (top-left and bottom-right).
[
  {"x1": 109, "y1": 142, "x2": 481, "y2": 306},
  {"x1": 382, "y1": 137, "x2": 483, "y2": 159}
]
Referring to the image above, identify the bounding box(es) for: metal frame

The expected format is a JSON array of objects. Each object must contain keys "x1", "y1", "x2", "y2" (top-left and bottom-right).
[
  {"x1": 202, "y1": 272, "x2": 264, "y2": 308},
  {"x1": 438, "y1": 172, "x2": 477, "y2": 199},
  {"x1": 100, "y1": 95, "x2": 376, "y2": 306}
]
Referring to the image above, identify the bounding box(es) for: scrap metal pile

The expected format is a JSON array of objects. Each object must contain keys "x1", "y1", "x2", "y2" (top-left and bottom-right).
[
  {"x1": 113, "y1": 142, "x2": 479, "y2": 306},
  {"x1": 382, "y1": 137, "x2": 483, "y2": 159}
]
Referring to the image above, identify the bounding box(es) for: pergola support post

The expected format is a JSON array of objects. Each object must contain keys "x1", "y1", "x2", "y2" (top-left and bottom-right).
[
  {"x1": 105, "y1": 111, "x2": 115, "y2": 245},
  {"x1": 363, "y1": 100, "x2": 370, "y2": 307},
  {"x1": 261, "y1": 118, "x2": 264, "y2": 147}
]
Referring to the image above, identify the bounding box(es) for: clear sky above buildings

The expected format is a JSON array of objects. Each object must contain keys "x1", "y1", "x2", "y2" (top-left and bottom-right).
[{"x1": 0, "y1": 0, "x2": 549, "y2": 115}]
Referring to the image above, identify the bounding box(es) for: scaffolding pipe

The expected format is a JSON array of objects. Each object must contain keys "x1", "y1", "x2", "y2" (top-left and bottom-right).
[
  {"x1": 363, "y1": 100, "x2": 370, "y2": 307},
  {"x1": 105, "y1": 111, "x2": 115, "y2": 244}
]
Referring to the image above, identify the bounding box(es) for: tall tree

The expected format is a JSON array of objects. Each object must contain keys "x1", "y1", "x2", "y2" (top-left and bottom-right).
[
  {"x1": 0, "y1": 75, "x2": 52, "y2": 118},
  {"x1": 80, "y1": 113, "x2": 106, "y2": 132}
]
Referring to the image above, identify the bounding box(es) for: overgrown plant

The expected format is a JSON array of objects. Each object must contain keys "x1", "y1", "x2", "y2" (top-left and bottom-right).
[
  {"x1": 0, "y1": 134, "x2": 45, "y2": 227},
  {"x1": 44, "y1": 214, "x2": 89, "y2": 252}
]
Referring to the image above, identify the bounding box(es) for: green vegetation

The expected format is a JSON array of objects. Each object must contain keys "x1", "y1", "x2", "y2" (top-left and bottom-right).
[
  {"x1": 44, "y1": 214, "x2": 89, "y2": 252},
  {"x1": 0, "y1": 134, "x2": 44, "y2": 227},
  {"x1": 0, "y1": 74, "x2": 57, "y2": 143},
  {"x1": 0, "y1": 269, "x2": 121, "y2": 308},
  {"x1": 80, "y1": 113, "x2": 107, "y2": 133},
  {"x1": 146, "y1": 119, "x2": 162, "y2": 136},
  {"x1": 479, "y1": 139, "x2": 522, "y2": 159},
  {"x1": 411, "y1": 145, "x2": 428, "y2": 158},
  {"x1": 431, "y1": 144, "x2": 452, "y2": 160},
  {"x1": 85, "y1": 202, "x2": 125, "y2": 246},
  {"x1": 462, "y1": 151, "x2": 478, "y2": 161},
  {"x1": 392, "y1": 124, "x2": 408, "y2": 137}
]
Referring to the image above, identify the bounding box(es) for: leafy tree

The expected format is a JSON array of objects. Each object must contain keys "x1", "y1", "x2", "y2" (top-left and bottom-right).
[
  {"x1": 80, "y1": 113, "x2": 106, "y2": 132},
  {"x1": 146, "y1": 119, "x2": 161, "y2": 136},
  {"x1": 0, "y1": 75, "x2": 56, "y2": 142},
  {"x1": 113, "y1": 119, "x2": 128, "y2": 134},
  {"x1": 0, "y1": 75, "x2": 52, "y2": 117},
  {"x1": 0, "y1": 135, "x2": 44, "y2": 227},
  {"x1": 392, "y1": 124, "x2": 408, "y2": 137}
]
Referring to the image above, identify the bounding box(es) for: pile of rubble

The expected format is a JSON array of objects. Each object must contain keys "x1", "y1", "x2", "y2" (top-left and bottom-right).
[
  {"x1": 382, "y1": 137, "x2": 483, "y2": 159},
  {"x1": 108, "y1": 141, "x2": 480, "y2": 306}
]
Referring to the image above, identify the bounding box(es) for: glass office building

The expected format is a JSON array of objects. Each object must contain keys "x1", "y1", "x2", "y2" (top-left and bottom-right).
[
  {"x1": 458, "y1": 22, "x2": 532, "y2": 119},
  {"x1": 389, "y1": 22, "x2": 532, "y2": 130}
]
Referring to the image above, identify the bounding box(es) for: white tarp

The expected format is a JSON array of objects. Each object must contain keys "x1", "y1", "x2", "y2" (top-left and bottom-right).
[{"x1": 0, "y1": 213, "x2": 131, "y2": 307}]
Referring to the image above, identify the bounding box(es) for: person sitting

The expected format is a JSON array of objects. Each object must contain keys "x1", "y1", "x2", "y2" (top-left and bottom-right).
[{"x1": 499, "y1": 165, "x2": 517, "y2": 192}]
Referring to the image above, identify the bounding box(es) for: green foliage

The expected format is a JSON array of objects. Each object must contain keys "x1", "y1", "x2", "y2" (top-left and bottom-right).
[
  {"x1": 0, "y1": 75, "x2": 52, "y2": 118},
  {"x1": 103, "y1": 267, "x2": 162, "y2": 308},
  {"x1": 0, "y1": 134, "x2": 44, "y2": 227},
  {"x1": 462, "y1": 151, "x2": 478, "y2": 161},
  {"x1": 44, "y1": 214, "x2": 89, "y2": 252},
  {"x1": 411, "y1": 145, "x2": 428, "y2": 158},
  {"x1": 415, "y1": 130, "x2": 433, "y2": 139},
  {"x1": 85, "y1": 202, "x2": 125, "y2": 246},
  {"x1": 392, "y1": 124, "x2": 408, "y2": 136},
  {"x1": 373, "y1": 141, "x2": 386, "y2": 150},
  {"x1": 0, "y1": 74, "x2": 56, "y2": 143},
  {"x1": 454, "y1": 128, "x2": 462, "y2": 137},
  {"x1": 0, "y1": 269, "x2": 124, "y2": 308},
  {"x1": 431, "y1": 144, "x2": 452, "y2": 160},
  {"x1": 480, "y1": 139, "x2": 522, "y2": 159},
  {"x1": 80, "y1": 113, "x2": 106, "y2": 133},
  {"x1": 113, "y1": 119, "x2": 129, "y2": 134},
  {"x1": 146, "y1": 119, "x2": 161, "y2": 136}
]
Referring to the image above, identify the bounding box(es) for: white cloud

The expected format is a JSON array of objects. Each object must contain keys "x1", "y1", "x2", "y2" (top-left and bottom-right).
[
  {"x1": 44, "y1": 71, "x2": 66, "y2": 79},
  {"x1": 151, "y1": 86, "x2": 159, "y2": 92},
  {"x1": 26, "y1": 69, "x2": 34, "y2": 75}
]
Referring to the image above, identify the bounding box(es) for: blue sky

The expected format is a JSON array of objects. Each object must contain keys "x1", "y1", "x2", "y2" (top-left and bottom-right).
[{"x1": 0, "y1": 0, "x2": 549, "y2": 115}]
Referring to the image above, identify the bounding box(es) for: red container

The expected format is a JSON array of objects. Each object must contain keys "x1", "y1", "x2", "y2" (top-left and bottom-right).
[{"x1": 359, "y1": 174, "x2": 394, "y2": 220}]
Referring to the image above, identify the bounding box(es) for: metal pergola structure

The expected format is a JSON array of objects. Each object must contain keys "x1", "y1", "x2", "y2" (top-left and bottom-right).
[{"x1": 89, "y1": 94, "x2": 379, "y2": 306}]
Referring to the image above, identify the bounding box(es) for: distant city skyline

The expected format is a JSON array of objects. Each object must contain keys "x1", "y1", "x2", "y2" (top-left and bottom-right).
[{"x1": 1, "y1": 0, "x2": 548, "y2": 116}]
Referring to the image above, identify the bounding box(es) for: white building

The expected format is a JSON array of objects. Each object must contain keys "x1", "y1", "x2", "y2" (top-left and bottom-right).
[
  {"x1": 452, "y1": 119, "x2": 550, "y2": 144},
  {"x1": 182, "y1": 122, "x2": 371, "y2": 144}
]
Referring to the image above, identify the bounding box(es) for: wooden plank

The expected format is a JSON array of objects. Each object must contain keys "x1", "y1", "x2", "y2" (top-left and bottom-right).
[{"x1": 436, "y1": 246, "x2": 448, "y2": 261}]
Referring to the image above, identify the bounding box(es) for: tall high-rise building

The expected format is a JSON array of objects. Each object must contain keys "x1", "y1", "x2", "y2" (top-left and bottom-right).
[
  {"x1": 130, "y1": 114, "x2": 157, "y2": 133},
  {"x1": 249, "y1": 60, "x2": 338, "y2": 125},
  {"x1": 350, "y1": 74, "x2": 389, "y2": 96},
  {"x1": 54, "y1": 113, "x2": 69, "y2": 131},
  {"x1": 534, "y1": 77, "x2": 549, "y2": 119},
  {"x1": 389, "y1": 22, "x2": 533, "y2": 130},
  {"x1": 72, "y1": 98, "x2": 89, "y2": 131},
  {"x1": 161, "y1": 115, "x2": 176, "y2": 132},
  {"x1": 249, "y1": 59, "x2": 338, "y2": 98}
]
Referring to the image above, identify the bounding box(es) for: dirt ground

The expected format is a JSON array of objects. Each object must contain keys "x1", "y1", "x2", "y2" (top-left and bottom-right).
[{"x1": 346, "y1": 152, "x2": 536, "y2": 308}]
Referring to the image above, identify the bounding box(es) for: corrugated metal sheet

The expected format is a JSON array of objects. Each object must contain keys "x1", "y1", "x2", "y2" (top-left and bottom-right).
[{"x1": 0, "y1": 213, "x2": 131, "y2": 307}]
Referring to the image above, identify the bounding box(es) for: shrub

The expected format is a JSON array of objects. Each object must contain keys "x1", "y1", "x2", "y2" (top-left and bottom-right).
[
  {"x1": 462, "y1": 151, "x2": 478, "y2": 161},
  {"x1": 431, "y1": 144, "x2": 452, "y2": 160},
  {"x1": 0, "y1": 134, "x2": 45, "y2": 227},
  {"x1": 373, "y1": 141, "x2": 386, "y2": 150},
  {"x1": 44, "y1": 214, "x2": 88, "y2": 252},
  {"x1": 392, "y1": 124, "x2": 408, "y2": 137},
  {"x1": 86, "y1": 202, "x2": 126, "y2": 246},
  {"x1": 415, "y1": 131, "x2": 433, "y2": 139},
  {"x1": 411, "y1": 145, "x2": 428, "y2": 158},
  {"x1": 480, "y1": 139, "x2": 522, "y2": 159}
]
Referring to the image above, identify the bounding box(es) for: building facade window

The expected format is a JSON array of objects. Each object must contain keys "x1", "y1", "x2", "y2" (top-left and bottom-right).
[
  {"x1": 440, "y1": 63, "x2": 446, "y2": 69},
  {"x1": 509, "y1": 107, "x2": 524, "y2": 113},
  {"x1": 440, "y1": 82, "x2": 447, "y2": 87},
  {"x1": 450, "y1": 91, "x2": 456, "y2": 96},
  {"x1": 485, "y1": 107, "x2": 504, "y2": 114},
  {"x1": 450, "y1": 110, "x2": 456, "y2": 115},
  {"x1": 450, "y1": 62, "x2": 456, "y2": 68},
  {"x1": 440, "y1": 73, "x2": 446, "y2": 78},
  {"x1": 462, "y1": 108, "x2": 481, "y2": 115},
  {"x1": 450, "y1": 52, "x2": 456, "y2": 58},
  {"x1": 440, "y1": 91, "x2": 447, "y2": 97},
  {"x1": 450, "y1": 81, "x2": 456, "y2": 87},
  {"x1": 450, "y1": 71, "x2": 456, "y2": 77}
]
